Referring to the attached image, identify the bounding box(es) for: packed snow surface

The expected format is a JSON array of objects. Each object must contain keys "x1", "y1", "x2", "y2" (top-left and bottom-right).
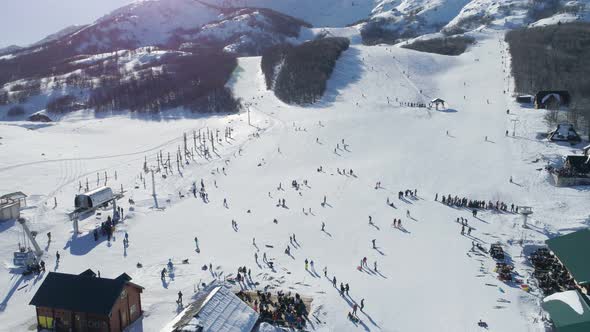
[{"x1": 0, "y1": 28, "x2": 588, "y2": 332}]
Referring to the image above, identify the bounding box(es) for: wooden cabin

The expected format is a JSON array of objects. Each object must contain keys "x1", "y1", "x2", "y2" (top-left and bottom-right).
[{"x1": 29, "y1": 269, "x2": 143, "y2": 332}]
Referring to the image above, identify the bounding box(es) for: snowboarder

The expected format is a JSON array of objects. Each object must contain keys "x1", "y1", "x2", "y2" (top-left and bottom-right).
[
  {"x1": 345, "y1": 283, "x2": 350, "y2": 295},
  {"x1": 324, "y1": 266, "x2": 328, "y2": 277},
  {"x1": 305, "y1": 259, "x2": 309, "y2": 270},
  {"x1": 340, "y1": 283, "x2": 345, "y2": 296},
  {"x1": 372, "y1": 239, "x2": 376, "y2": 249},
  {"x1": 167, "y1": 259, "x2": 174, "y2": 272},
  {"x1": 374, "y1": 261, "x2": 378, "y2": 272},
  {"x1": 353, "y1": 303, "x2": 358, "y2": 315},
  {"x1": 321, "y1": 222, "x2": 325, "y2": 231},
  {"x1": 333, "y1": 276, "x2": 337, "y2": 287},
  {"x1": 406, "y1": 210, "x2": 410, "y2": 217},
  {"x1": 177, "y1": 291, "x2": 183, "y2": 306},
  {"x1": 55, "y1": 251, "x2": 60, "y2": 263},
  {"x1": 360, "y1": 299, "x2": 365, "y2": 311},
  {"x1": 461, "y1": 225, "x2": 465, "y2": 235},
  {"x1": 47, "y1": 232, "x2": 52, "y2": 243},
  {"x1": 161, "y1": 268, "x2": 167, "y2": 280},
  {"x1": 435, "y1": 193, "x2": 438, "y2": 201}
]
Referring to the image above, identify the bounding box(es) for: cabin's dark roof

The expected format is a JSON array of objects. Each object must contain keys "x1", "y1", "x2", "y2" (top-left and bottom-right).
[
  {"x1": 535, "y1": 91, "x2": 571, "y2": 105},
  {"x1": 29, "y1": 270, "x2": 141, "y2": 315}
]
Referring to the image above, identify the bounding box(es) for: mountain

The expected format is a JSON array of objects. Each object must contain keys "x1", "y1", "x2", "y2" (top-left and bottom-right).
[
  {"x1": 361, "y1": 0, "x2": 589, "y2": 44},
  {"x1": 0, "y1": 0, "x2": 588, "y2": 119}
]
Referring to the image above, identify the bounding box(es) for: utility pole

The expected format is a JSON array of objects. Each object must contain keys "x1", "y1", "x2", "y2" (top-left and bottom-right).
[
  {"x1": 510, "y1": 118, "x2": 519, "y2": 137},
  {"x1": 151, "y1": 169, "x2": 159, "y2": 209}
]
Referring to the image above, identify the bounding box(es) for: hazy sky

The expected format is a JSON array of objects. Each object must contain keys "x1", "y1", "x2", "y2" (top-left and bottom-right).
[{"x1": 0, "y1": 0, "x2": 134, "y2": 48}]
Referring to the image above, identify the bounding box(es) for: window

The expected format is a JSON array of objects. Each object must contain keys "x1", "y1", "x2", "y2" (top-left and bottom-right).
[
  {"x1": 130, "y1": 304, "x2": 137, "y2": 316},
  {"x1": 38, "y1": 316, "x2": 53, "y2": 328},
  {"x1": 120, "y1": 289, "x2": 127, "y2": 299}
]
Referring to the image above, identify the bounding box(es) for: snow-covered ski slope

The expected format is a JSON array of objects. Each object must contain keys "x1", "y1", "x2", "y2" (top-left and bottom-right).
[{"x1": 0, "y1": 29, "x2": 588, "y2": 331}]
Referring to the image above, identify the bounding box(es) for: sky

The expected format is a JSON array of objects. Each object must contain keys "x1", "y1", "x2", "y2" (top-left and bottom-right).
[{"x1": 0, "y1": 0, "x2": 134, "y2": 48}]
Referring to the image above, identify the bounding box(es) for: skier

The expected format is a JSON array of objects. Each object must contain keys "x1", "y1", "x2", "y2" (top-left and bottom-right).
[
  {"x1": 345, "y1": 283, "x2": 350, "y2": 295},
  {"x1": 372, "y1": 239, "x2": 376, "y2": 249},
  {"x1": 353, "y1": 303, "x2": 358, "y2": 315},
  {"x1": 321, "y1": 222, "x2": 325, "y2": 231},
  {"x1": 47, "y1": 232, "x2": 52, "y2": 243},
  {"x1": 161, "y1": 268, "x2": 167, "y2": 281},
  {"x1": 55, "y1": 251, "x2": 60, "y2": 263},
  {"x1": 461, "y1": 225, "x2": 465, "y2": 235},
  {"x1": 406, "y1": 210, "x2": 410, "y2": 217},
  {"x1": 340, "y1": 283, "x2": 345, "y2": 296},
  {"x1": 167, "y1": 259, "x2": 174, "y2": 272},
  {"x1": 360, "y1": 299, "x2": 365, "y2": 311},
  {"x1": 332, "y1": 276, "x2": 337, "y2": 287},
  {"x1": 435, "y1": 193, "x2": 438, "y2": 201},
  {"x1": 374, "y1": 261, "x2": 378, "y2": 272},
  {"x1": 194, "y1": 237, "x2": 199, "y2": 249},
  {"x1": 177, "y1": 291, "x2": 183, "y2": 306},
  {"x1": 323, "y1": 266, "x2": 328, "y2": 277},
  {"x1": 305, "y1": 259, "x2": 309, "y2": 270}
]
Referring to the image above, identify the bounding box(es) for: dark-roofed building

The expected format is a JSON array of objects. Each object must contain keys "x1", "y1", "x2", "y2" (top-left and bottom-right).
[
  {"x1": 29, "y1": 270, "x2": 143, "y2": 332},
  {"x1": 546, "y1": 229, "x2": 590, "y2": 293},
  {"x1": 535, "y1": 91, "x2": 571, "y2": 109},
  {"x1": 549, "y1": 123, "x2": 581, "y2": 143}
]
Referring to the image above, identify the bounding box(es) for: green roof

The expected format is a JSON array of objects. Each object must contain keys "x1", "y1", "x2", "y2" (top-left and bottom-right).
[
  {"x1": 542, "y1": 290, "x2": 590, "y2": 332},
  {"x1": 546, "y1": 229, "x2": 590, "y2": 285}
]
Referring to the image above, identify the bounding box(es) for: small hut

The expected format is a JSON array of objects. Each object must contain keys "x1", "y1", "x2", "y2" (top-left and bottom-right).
[
  {"x1": 516, "y1": 95, "x2": 534, "y2": 104},
  {"x1": 549, "y1": 123, "x2": 581, "y2": 142},
  {"x1": 429, "y1": 98, "x2": 446, "y2": 110},
  {"x1": 535, "y1": 91, "x2": 571, "y2": 109},
  {"x1": 30, "y1": 269, "x2": 144, "y2": 332},
  {"x1": 0, "y1": 192, "x2": 27, "y2": 221}
]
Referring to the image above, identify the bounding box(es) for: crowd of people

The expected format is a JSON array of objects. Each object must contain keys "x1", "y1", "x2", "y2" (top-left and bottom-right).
[
  {"x1": 236, "y1": 290, "x2": 308, "y2": 329},
  {"x1": 438, "y1": 194, "x2": 517, "y2": 213}
]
